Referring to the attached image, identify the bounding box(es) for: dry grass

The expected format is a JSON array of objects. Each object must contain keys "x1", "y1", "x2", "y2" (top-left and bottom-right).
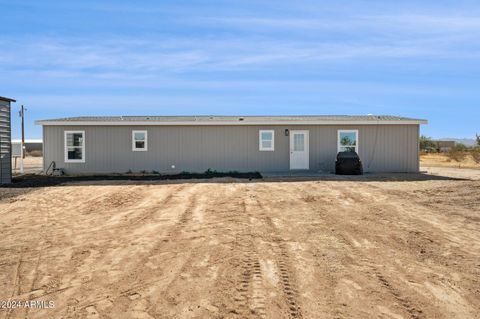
[
  {"x1": 28, "y1": 150, "x2": 43, "y2": 157},
  {"x1": 421, "y1": 152, "x2": 480, "y2": 169},
  {"x1": 471, "y1": 149, "x2": 480, "y2": 164},
  {"x1": 447, "y1": 150, "x2": 467, "y2": 162}
]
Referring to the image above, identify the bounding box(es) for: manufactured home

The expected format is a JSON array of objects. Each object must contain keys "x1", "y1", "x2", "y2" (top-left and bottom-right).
[{"x1": 36, "y1": 115, "x2": 427, "y2": 175}]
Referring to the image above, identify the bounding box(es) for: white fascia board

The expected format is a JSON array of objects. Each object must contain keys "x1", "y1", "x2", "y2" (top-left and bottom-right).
[{"x1": 35, "y1": 120, "x2": 428, "y2": 126}]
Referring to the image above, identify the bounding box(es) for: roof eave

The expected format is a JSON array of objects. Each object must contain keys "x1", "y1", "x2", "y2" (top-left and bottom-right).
[
  {"x1": 0, "y1": 96, "x2": 16, "y2": 103},
  {"x1": 35, "y1": 119, "x2": 428, "y2": 126}
]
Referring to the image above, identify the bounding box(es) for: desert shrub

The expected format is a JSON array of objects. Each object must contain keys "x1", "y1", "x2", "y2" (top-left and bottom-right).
[
  {"x1": 204, "y1": 168, "x2": 218, "y2": 175},
  {"x1": 447, "y1": 148, "x2": 466, "y2": 162},
  {"x1": 420, "y1": 135, "x2": 437, "y2": 151},
  {"x1": 28, "y1": 150, "x2": 43, "y2": 157},
  {"x1": 454, "y1": 143, "x2": 468, "y2": 151},
  {"x1": 471, "y1": 149, "x2": 480, "y2": 164}
]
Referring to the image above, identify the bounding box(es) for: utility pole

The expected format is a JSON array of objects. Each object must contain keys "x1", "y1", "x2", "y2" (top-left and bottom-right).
[{"x1": 19, "y1": 105, "x2": 25, "y2": 174}]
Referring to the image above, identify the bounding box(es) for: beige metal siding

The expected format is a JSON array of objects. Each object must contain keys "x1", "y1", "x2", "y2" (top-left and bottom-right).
[{"x1": 43, "y1": 124, "x2": 420, "y2": 174}]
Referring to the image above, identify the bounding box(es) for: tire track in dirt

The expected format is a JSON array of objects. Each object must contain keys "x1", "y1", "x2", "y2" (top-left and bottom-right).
[
  {"x1": 160, "y1": 185, "x2": 198, "y2": 239},
  {"x1": 263, "y1": 214, "x2": 302, "y2": 319},
  {"x1": 334, "y1": 229, "x2": 424, "y2": 319},
  {"x1": 232, "y1": 232, "x2": 267, "y2": 319},
  {"x1": 320, "y1": 183, "x2": 426, "y2": 319},
  {"x1": 258, "y1": 181, "x2": 382, "y2": 318},
  {"x1": 125, "y1": 184, "x2": 188, "y2": 227},
  {"x1": 201, "y1": 184, "x2": 266, "y2": 318},
  {"x1": 144, "y1": 184, "x2": 260, "y2": 318},
  {"x1": 117, "y1": 187, "x2": 198, "y2": 290},
  {"x1": 1, "y1": 190, "x2": 59, "y2": 319},
  {"x1": 274, "y1": 181, "x2": 422, "y2": 319},
  {"x1": 311, "y1": 182, "x2": 425, "y2": 318},
  {"x1": 0, "y1": 187, "x2": 73, "y2": 215},
  {"x1": 358, "y1": 182, "x2": 480, "y2": 245},
  {"x1": 374, "y1": 270, "x2": 424, "y2": 319},
  {"x1": 246, "y1": 186, "x2": 303, "y2": 319},
  {"x1": 3, "y1": 178, "x2": 480, "y2": 318},
  {"x1": 2, "y1": 190, "x2": 55, "y2": 319},
  {"x1": 148, "y1": 189, "x2": 205, "y2": 298},
  {"x1": 3, "y1": 253, "x2": 23, "y2": 319},
  {"x1": 292, "y1": 181, "x2": 378, "y2": 318},
  {"x1": 64, "y1": 184, "x2": 198, "y2": 315},
  {"x1": 23, "y1": 204, "x2": 51, "y2": 319},
  {"x1": 4, "y1": 187, "x2": 144, "y2": 319}
]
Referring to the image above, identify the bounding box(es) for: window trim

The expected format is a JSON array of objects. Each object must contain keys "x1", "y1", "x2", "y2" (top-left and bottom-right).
[
  {"x1": 259, "y1": 130, "x2": 275, "y2": 151},
  {"x1": 132, "y1": 130, "x2": 148, "y2": 151},
  {"x1": 337, "y1": 129, "x2": 359, "y2": 153},
  {"x1": 64, "y1": 130, "x2": 85, "y2": 163}
]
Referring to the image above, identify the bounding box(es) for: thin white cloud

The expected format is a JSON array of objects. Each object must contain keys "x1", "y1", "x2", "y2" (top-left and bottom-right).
[
  {"x1": 200, "y1": 14, "x2": 480, "y2": 34},
  {"x1": 1, "y1": 34, "x2": 477, "y2": 78},
  {"x1": 370, "y1": 14, "x2": 480, "y2": 31},
  {"x1": 1, "y1": 11, "x2": 480, "y2": 81}
]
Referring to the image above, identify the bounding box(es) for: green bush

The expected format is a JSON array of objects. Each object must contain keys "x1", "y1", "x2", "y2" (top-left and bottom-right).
[
  {"x1": 205, "y1": 168, "x2": 218, "y2": 175},
  {"x1": 420, "y1": 135, "x2": 437, "y2": 151}
]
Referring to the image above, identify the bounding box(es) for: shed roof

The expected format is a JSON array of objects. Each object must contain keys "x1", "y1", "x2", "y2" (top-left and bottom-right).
[
  {"x1": 36, "y1": 115, "x2": 427, "y2": 126},
  {"x1": 0, "y1": 96, "x2": 16, "y2": 103}
]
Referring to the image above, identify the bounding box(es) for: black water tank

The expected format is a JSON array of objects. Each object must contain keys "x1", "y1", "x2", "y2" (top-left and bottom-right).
[{"x1": 335, "y1": 151, "x2": 363, "y2": 175}]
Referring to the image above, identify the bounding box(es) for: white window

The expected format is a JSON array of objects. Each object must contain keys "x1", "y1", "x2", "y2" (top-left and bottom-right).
[
  {"x1": 132, "y1": 130, "x2": 148, "y2": 151},
  {"x1": 293, "y1": 133, "x2": 305, "y2": 151},
  {"x1": 259, "y1": 130, "x2": 274, "y2": 151},
  {"x1": 64, "y1": 131, "x2": 85, "y2": 163},
  {"x1": 338, "y1": 130, "x2": 358, "y2": 153}
]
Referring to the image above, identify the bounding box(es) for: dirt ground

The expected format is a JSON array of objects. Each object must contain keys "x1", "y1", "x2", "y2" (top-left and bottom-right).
[
  {"x1": 422, "y1": 166, "x2": 480, "y2": 181},
  {"x1": 1, "y1": 171, "x2": 479, "y2": 318},
  {"x1": 12, "y1": 156, "x2": 43, "y2": 174},
  {"x1": 421, "y1": 153, "x2": 480, "y2": 169}
]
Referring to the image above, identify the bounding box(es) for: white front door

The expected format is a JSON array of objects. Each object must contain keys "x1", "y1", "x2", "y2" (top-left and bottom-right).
[{"x1": 290, "y1": 130, "x2": 309, "y2": 170}]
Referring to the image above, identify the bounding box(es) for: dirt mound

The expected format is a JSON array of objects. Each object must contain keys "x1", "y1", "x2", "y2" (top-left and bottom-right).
[{"x1": 4, "y1": 172, "x2": 262, "y2": 188}]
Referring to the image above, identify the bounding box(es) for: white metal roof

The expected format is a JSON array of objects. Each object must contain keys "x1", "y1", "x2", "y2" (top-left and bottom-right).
[{"x1": 36, "y1": 115, "x2": 427, "y2": 126}]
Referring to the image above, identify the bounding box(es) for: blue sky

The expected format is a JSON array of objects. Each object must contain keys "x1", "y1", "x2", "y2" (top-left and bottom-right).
[{"x1": 1, "y1": 0, "x2": 479, "y2": 139}]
